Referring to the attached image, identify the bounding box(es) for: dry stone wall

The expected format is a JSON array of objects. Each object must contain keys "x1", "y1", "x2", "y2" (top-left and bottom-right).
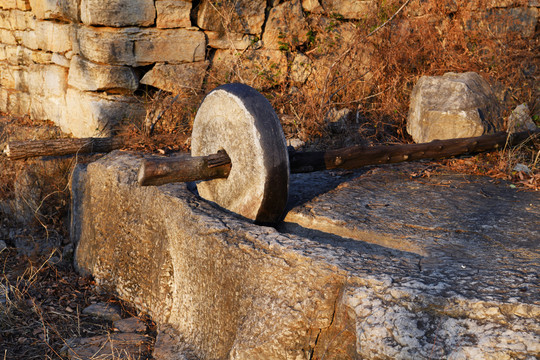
[{"x1": 0, "y1": 0, "x2": 538, "y2": 137}]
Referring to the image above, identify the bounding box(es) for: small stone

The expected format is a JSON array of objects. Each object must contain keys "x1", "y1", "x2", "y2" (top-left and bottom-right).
[
  {"x1": 513, "y1": 163, "x2": 532, "y2": 175},
  {"x1": 114, "y1": 317, "x2": 147, "y2": 333},
  {"x1": 0, "y1": 240, "x2": 6, "y2": 251},
  {"x1": 287, "y1": 138, "x2": 305, "y2": 150},
  {"x1": 82, "y1": 302, "x2": 122, "y2": 321},
  {"x1": 326, "y1": 108, "x2": 352, "y2": 133},
  {"x1": 291, "y1": 52, "x2": 312, "y2": 84},
  {"x1": 302, "y1": 0, "x2": 324, "y2": 13},
  {"x1": 507, "y1": 103, "x2": 537, "y2": 133}
]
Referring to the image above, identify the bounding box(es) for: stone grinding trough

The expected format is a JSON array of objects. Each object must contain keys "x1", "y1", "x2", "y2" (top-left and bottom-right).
[{"x1": 66, "y1": 84, "x2": 539, "y2": 359}]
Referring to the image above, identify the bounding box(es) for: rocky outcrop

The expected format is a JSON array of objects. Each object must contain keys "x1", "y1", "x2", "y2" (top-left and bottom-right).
[
  {"x1": 1, "y1": 1, "x2": 538, "y2": 137},
  {"x1": 72, "y1": 153, "x2": 539, "y2": 359},
  {"x1": 407, "y1": 72, "x2": 503, "y2": 143}
]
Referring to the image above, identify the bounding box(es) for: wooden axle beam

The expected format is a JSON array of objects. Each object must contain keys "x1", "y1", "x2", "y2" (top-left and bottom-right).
[{"x1": 138, "y1": 130, "x2": 538, "y2": 185}]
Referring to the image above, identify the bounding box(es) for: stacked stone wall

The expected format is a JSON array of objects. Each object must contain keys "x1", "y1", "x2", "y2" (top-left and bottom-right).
[{"x1": 0, "y1": 0, "x2": 538, "y2": 137}]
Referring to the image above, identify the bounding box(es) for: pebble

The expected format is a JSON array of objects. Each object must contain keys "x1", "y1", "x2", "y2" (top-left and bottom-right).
[
  {"x1": 82, "y1": 302, "x2": 122, "y2": 321},
  {"x1": 114, "y1": 317, "x2": 147, "y2": 333}
]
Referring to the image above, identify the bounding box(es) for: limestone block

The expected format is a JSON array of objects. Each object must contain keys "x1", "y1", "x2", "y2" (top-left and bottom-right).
[
  {"x1": 31, "y1": 49, "x2": 53, "y2": 64},
  {"x1": 320, "y1": 0, "x2": 377, "y2": 19},
  {"x1": 205, "y1": 31, "x2": 257, "y2": 50},
  {"x1": 35, "y1": 20, "x2": 72, "y2": 53},
  {"x1": 302, "y1": 0, "x2": 324, "y2": 13},
  {"x1": 65, "y1": 88, "x2": 146, "y2": 137},
  {"x1": 68, "y1": 55, "x2": 138, "y2": 93},
  {"x1": 51, "y1": 52, "x2": 70, "y2": 67},
  {"x1": 283, "y1": 165, "x2": 540, "y2": 358},
  {"x1": 262, "y1": 0, "x2": 310, "y2": 50},
  {"x1": 30, "y1": 94, "x2": 67, "y2": 129},
  {"x1": 197, "y1": 0, "x2": 266, "y2": 35},
  {"x1": 0, "y1": 9, "x2": 36, "y2": 30},
  {"x1": 3, "y1": 45, "x2": 52, "y2": 66},
  {"x1": 0, "y1": 0, "x2": 17, "y2": 10},
  {"x1": 140, "y1": 61, "x2": 208, "y2": 93},
  {"x1": 407, "y1": 72, "x2": 502, "y2": 143},
  {"x1": 80, "y1": 0, "x2": 155, "y2": 27},
  {"x1": 72, "y1": 153, "x2": 343, "y2": 359},
  {"x1": 13, "y1": 29, "x2": 38, "y2": 49},
  {"x1": 17, "y1": 0, "x2": 30, "y2": 11},
  {"x1": 76, "y1": 26, "x2": 137, "y2": 65},
  {"x1": 0, "y1": 28, "x2": 17, "y2": 44},
  {"x1": 27, "y1": 64, "x2": 68, "y2": 97},
  {"x1": 76, "y1": 26, "x2": 206, "y2": 66},
  {"x1": 4, "y1": 45, "x2": 28, "y2": 65},
  {"x1": 29, "y1": 0, "x2": 78, "y2": 21},
  {"x1": 156, "y1": 0, "x2": 191, "y2": 28},
  {"x1": 0, "y1": 65, "x2": 27, "y2": 91},
  {"x1": 72, "y1": 155, "x2": 540, "y2": 359},
  {"x1": 212, "y1": 49, "x2": 287, "y2": 88},
  {"x1": 134, "y1": 28, "x2": 206, "y2": 65}
]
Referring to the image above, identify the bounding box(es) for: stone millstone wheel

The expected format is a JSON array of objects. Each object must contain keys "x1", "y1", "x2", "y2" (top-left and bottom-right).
[{"x1": 191, "y1": 83, "x2": 289, "y2": 224}]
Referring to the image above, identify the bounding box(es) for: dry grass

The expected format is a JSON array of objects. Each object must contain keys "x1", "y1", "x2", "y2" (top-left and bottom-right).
[
  {"x1": 179, "y1": 0, "x2": 539, "y2": 188},
  {"x1": 0, "y1": 1, "x2": 538, "y2": 357},
  {"x1": 0, "y1": 246, "x2": 155, "y2": 359}
]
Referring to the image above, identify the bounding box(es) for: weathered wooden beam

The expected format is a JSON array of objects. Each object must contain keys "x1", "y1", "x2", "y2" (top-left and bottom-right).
[
  {"x1": 4, "y1": 137, "x2": 126, "y2": 160},
  {"x1": 138, "y1": 151, "x2": 231, "y2": 186},
  {"x1": 137, "y1": 129, "x2": 539, "y2": 185},
  {"x1": 289, "y1": 129, "x2": 540, "y2": 173}
]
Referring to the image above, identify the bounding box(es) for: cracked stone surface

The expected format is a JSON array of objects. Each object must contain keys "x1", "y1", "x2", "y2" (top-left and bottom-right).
[{"x1": 72, "y1": 153, "x2": 539, "y2": 359}]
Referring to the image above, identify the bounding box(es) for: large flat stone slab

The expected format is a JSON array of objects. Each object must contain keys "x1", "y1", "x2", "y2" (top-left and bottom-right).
[{"x1": 72, "y1": 153, "x2": 539, "y2": 359}]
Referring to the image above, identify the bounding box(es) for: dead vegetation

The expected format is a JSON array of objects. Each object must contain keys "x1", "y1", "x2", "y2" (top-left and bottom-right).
[
  {"x1": 139, "y1": 0, "x2": 539, "y2": 187},
  {"x1": 0, "y1": 0, "x2": 538, "y2": 358}
]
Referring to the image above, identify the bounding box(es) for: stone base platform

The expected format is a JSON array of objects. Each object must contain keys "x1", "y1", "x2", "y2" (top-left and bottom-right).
[{"x1": 72, "y1": 152, "x2": 539, "y2": 359}]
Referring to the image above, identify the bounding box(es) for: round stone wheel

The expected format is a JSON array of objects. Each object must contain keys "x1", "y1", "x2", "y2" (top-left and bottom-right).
[{"x1": 191, "y1": 83, "x2": 289, "y2": 224}]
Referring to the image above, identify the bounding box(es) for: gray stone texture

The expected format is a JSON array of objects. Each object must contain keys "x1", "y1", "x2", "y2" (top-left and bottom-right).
[
  {"x1": 197, "y1": 0, "x2": 266, "y2": 35},
  {"x1": 68, "y1": 55, "x2": 139, "y2": 93},
  {"x1": 28, "y1": 0, "x2": 78, "y2": 21},
  {"x1": 140, "y1": 61, "x2": 209, "y2": 93},
  {"x1": 1, "y1": 0, "x2": 536, "y2": 138},
  {"x1": 262, "y1": 0, "x2": 310, "y2": 50},
  {"x1": 191, "y1": 83, "x2": 289, "y2": 224},
  {"x1": 407, "y1": 72, "x2": 503, "y2": 143},
  {"x1": 156, "y1": 0, "x2": 192, "y2": 29},
  {"x1": 75, "y1": 26, "x2": 206, "y2": 66},
  {"x1": 320, "y1": 0, "x2": 378, "y2": 19},
  {"x1": 507, "y1": 103, "x2": 538, "y2": 133},
  {"x1": 72, "y1": 153, "x2": 539, "y2": 359},
  {"x1": 65, "y1": 88, "x2": 146, "y2": 137},
  {"x1": 80, "y1": 0, "x2": 156, "y2": 27}
]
